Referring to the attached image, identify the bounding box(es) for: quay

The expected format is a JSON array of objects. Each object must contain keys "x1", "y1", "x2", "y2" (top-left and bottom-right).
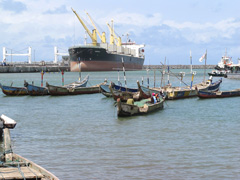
[
  {"x1": 0, "y1": 63, "x2": 215, "y2": 73},
  {"x1": 0, "y1": 62, "x2": 69, "y2": 73}
]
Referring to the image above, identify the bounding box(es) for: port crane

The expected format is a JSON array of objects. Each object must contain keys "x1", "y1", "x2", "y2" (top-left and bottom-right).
[
  {"x1": 106, "y1": 20, "x2": 122, "y2": 46},
  {"x1": 85, "y1": 11, "x2": 106, "y2": 43},
  {"x1": 71, "y1": 8, "x2": 98, "y2": 46}
]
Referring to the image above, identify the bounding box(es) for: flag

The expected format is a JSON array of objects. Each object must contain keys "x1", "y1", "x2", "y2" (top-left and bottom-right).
[{"x1": 199, "y1": 52, "x2": 206, "y2": 62}]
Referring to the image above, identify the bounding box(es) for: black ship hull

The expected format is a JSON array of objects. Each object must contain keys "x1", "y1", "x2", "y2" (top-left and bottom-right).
[{"x1": 68, "y1": 46, "x2": 144, "y2": 71}]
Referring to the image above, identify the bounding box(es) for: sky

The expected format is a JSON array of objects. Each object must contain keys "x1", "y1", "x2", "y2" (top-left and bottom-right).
[{"x1": 0, "y1": 0, "x2": 240, "y2": 65}]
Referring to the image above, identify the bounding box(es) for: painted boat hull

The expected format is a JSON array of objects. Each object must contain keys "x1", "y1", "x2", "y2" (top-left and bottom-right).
[
  {"x1": 47, "y1": 82, "x2": 106, "y2": 96},
  {"x1": 117, "y1": 98, "x2": 164, "y2": 117},
  {"x1": 0, "y1": 84, "x2": 28, "y2": 96},
  {"x1": 24, "y1": 82, "x2": 49, "y2": 96},
  {"x1": 198, "y1": 89, "x2": 240, "y2": 98}
]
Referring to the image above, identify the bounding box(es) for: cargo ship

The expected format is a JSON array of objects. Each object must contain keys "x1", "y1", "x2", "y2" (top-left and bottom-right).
[{"x1": 69, "y1": 8, "x2": 145, "y2": 72}]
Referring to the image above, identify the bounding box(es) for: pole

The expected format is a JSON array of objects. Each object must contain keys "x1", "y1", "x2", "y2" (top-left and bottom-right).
[
  {"x1": 41, "y1": 70, "x2": 44, "y2": 87},
  {"x1": 190, "y1": 73, "x2": 194, "y2": 89},
  {"x1": 61, "y1": 70, "x2": 64, "y2": 86},
  {"x1": 121, "y1": 58, "x2": 127, "y2": 88},
  {"x1": 190, "y1": 50, "x2": 192, "y2": 73},
  {"x1": 167, "y1": 65, "x2": 170, "y2": 85},
  {"x1": 142, "y1": 76, "x2": 144, "y2": 85},
  {"x1": 204, "y1": 50, "x2": 207, "y2": 82},
  {"x1": 118, "y1": 70, "x2": 120, "y2": 85},
  {"x1": 78, "y1": 61, "x2": 81, "y2": 81},
  {"x1": 147, "y1": 68, "x2": 149, "y2": 88},
  {"x1": 154, "y1": 69, "x2": 156, "y2": 88}
]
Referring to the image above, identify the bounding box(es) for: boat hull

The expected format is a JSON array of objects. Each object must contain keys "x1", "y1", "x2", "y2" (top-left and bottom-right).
[
  {"x1": 117, "y1": 98, "x2": 164, "y2": 117},
  {"x1": 69, "y1": 46, "x2": 144, "y2": 72},
  {"x1": 0, "y1": 84, "x2": 28, "y2": 96}
]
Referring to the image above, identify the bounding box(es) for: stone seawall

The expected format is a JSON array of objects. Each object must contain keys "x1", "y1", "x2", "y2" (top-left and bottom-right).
[
  {"x1": 0, "y1": 65, "x2": 69, "y2": 73},
  {"x1": 143, "y1": 65, "x2": 216, "y2": 69}
]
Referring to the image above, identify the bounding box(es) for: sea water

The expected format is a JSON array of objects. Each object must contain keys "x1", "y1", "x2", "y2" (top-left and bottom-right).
[{"x1": 0, "y1": 69, "x2": 239, "y2": 179}]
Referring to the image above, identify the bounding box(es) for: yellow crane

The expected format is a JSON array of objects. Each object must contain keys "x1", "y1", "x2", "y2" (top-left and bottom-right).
[
  {"x1": 85, "y1": 11, "x2": 106, "y2": 43},
  {"x1": 71, "y1": 8, "x2": 97, "y2": 46},
  {"x1": 106, "y1": 20, "x2": 122, "y2": 46}
]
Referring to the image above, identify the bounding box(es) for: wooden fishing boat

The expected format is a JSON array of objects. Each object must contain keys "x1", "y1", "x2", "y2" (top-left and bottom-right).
[
  {"x1": 0, "y1": 83, "x2": 28, "y2": 96},
  {"x1": 164, "y1": 78, "x2": 222, "y2": 100},
  {"x1": 197, "y1": 88, "x2": 240, "y2": 98},
  {"x1": 0, "y1": 114, "x2": 59, "y2": 180},
  {"x1": 100, "y1": 84, "x2": 112, "y2": 97},
  {"x1": 137, "y1": 81, "x2": 165, "y2": 99},
  {"x1": 64, "y1": 74, "x2": 89, "y2": 88},
  {"x1": 110, "y1": 82, "x2": 138, "y2": 92},
  {"x1": 24, "y1": 81, "x2": 49, "y2": 96},
  {"x1": 109, "y1": 84, "x2": 141, "y2": 101},
  {"x1": 116, "y1": 96, "x2": 165, "y2": 117},
  {"x1": 47, "y1": 80, "x2": 107, "y2": 96}
]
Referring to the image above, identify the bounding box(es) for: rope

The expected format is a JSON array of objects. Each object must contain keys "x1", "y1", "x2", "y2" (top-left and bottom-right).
[
  {"x1": 160, "y1": 62, "x2": 189, "y2": 87},
  {"x1": 17, "y1": 163, "x2": 26, "y2": 180},
  {"x1": 26, "y1": 163, "x2": 38, "y2": 180}
]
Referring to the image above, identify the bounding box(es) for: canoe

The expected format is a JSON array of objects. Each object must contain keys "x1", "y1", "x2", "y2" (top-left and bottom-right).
[
  {"x1": 100, "y1": 84, "x2": 112, "y2": 97},
  {"x1": 165, "y1": 78, "x2": 222, "y2": 100},
  {"x1": 24, "y1": 81, "x2": 49, "y2": 96},
  {"x1": 46, "y1": 75, "x2": 90, "y2": 95},
  {"x1": 116, "y1": 97, "x2": 165, "y2": 117},
  {"x1": 110, "y1": 82, "x2": 138, "y2": 92},
  {"x1": 0, "y1": 83, "x2": 28, "y2": 96},
  {"x1": 1, "y1": 114, "x2": 59, "y2": 180},
  {"x1": 137, "y1": 81, "x2": 165, "y2": 99},
  {"x1": 64, "y1": 74, "x2": 89, "y2": 88},
  {"x1": 197, "y1": 88, "x2": 240, "y2": 98},
  {"x1": 47, "y1": 81, "x2": 107, "y2": 96}
]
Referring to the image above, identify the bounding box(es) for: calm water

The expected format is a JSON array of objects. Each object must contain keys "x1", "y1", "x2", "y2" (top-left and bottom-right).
[{"x1": 0, "y1": 69, "x2": 239, "y2": 180}]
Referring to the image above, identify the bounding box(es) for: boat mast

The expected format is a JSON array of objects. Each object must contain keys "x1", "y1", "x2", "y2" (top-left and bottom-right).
[
  {"x1": 190, "y1": 50, "x2": 192, "y2": 74},
  {"x1": 204, "y1": 49, "x2": 207, "y2": 83}
]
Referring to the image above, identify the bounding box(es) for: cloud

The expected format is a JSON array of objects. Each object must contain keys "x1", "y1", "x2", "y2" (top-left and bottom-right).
[
  {"x1": 44, "y1": 5, "x2": 68, "y2": 14},
  {"x1": 0, "y1": 0, "x2": 27, "y2": 13}
]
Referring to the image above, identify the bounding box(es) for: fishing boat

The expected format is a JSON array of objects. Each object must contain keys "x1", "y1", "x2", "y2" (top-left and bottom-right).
[
  {"x1": 165, "y1": 78, "x2": 222, "y2": 100},
  {"x1": 100, "y1": 84, "x2": 112, "y2": 97},
  {"x1": 0, "y1": 83, "x2": 28, "y2": 96},
  {"x1": 197, "y1": 88, "x2": 240, "y2": 98},
  {"x1": 47, "y1": 80, "x2": 107, "y2": 96},
  {"x1": 109, "y1": 84, "x2": 141, "y2": 101},
  {"x1": 0, "y1": 114, "x2": 59, "y2": 180},
  {"x1": 24, "y1": 81, "x2": 49, "y2": 96},
  {"x1": 116, "y1": 96, "x2": 165, "y2": 117},
  {"x1": 64, "y1": 74, "x2": 89, "y2": 88},
  {"x1": 208, "y1": 70, "x2": 229, "y2": 77},
  {"x1": 137, "y1": 81, "x2": 165, "y2": 99}
]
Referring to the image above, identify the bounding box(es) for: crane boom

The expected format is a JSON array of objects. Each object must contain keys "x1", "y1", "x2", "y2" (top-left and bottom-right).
[
  {"x1": 71, "y1": 8, "x2": 97, "y2": 46},
  {"x1": 85, "y1": 11, "x2": 106, "y2": 43},
  {"x1": 106, "y1": 21, "x2": 121, "y2": 46}
]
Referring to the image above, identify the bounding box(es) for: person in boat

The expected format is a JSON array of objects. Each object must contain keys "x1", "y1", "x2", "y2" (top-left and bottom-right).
[
  {"x1": 151, "y1": 93, "x2": 157, "y2": 104},
  {"x1": 155, "y1": 93, "x2": 160, "y2": 102}
]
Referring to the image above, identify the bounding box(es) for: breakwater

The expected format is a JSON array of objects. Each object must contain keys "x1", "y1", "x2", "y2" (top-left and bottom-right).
[
  {"x1": 0, "y1": 64, "x2": 69, "y2": 73},
  {"x1": 143, "y1": 65, "x2": 216, "y2": 69},
  {"x1": 0, "y1": 64, "x2": 216, "y2": 73}
]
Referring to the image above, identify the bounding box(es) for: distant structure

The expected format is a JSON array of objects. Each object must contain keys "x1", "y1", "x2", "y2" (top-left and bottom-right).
[
  {"x1": 54, "y1": 46, "x2": 68, "y2": 64},
  {"x1": 3, "y1": 47, "x2": 32, "y2": 64}
]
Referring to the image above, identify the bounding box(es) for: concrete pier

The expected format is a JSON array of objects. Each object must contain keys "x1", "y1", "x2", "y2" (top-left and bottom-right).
[{"x1": 0, "y1": 63, "x2": 70, "y2": 73}]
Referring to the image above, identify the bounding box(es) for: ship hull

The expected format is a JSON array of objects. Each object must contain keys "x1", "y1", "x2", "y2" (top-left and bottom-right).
[{"x1": 69, "y1": 46, "x2": 144, "y2": 72}]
